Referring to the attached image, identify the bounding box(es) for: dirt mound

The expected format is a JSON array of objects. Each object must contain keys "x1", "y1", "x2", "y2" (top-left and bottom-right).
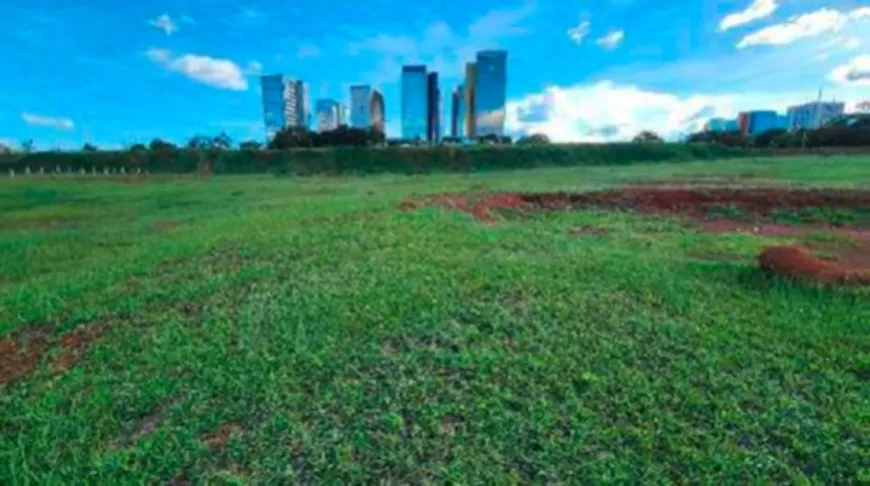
[
  {"x1": 758, "y1": 245, "x2": 870, "y2": 285},
  {"x1": 0, "y1": 328, "x2": 51, "y2": 384}
]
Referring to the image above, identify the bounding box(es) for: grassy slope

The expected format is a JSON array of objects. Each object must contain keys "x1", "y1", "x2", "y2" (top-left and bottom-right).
[{"x1": 1, "y1": 156, "x2": 868, "y2": 484}]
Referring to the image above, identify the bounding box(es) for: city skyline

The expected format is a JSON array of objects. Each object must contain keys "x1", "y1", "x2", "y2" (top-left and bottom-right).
[{"x1": 1, "y1": 1, "x2": 869, "y2": 148}]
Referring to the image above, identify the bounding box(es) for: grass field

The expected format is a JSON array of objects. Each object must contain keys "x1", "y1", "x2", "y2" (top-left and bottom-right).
[{"x1": 1, "y1": 156, "x2": 869, "y2": 484}]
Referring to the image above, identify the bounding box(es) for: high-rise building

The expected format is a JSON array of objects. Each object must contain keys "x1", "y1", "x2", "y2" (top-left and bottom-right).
[
  {"x1": 402, "y1": 65, "x2": 428, "y2": 140},
  {"x1": 464, "y1": 63, "x2": 477, "y2": 138},
  {"x1": 738, "y1": 110, "x2": 780, "y2": 135},
  {"x1": 705, "y1": 118, "x2": 728, "y2": 132},
  {"x1": 371, "y1": 89, "x2": 386, "y2": 134},
  {"x1": 454, "y1": 85, "x2": 466, "y2": 138},
  {"x1": 427, "y1": 72, "x2": 441, "y2": 145},
  {"x1": 350, "y1": 85, "x2": 372, "y2": 128},
  {"x1": 260, "y1": 75, "x2": 310, "y2": 139},
  {"x1": 315, "y1": 99, "x2": 340, "y2": 132},
  {"x1": 261, "y1": 75, "x2": 286, "y2": 140},
  {"x1": 786, "y1": 101, "x2": 846, "y2": 131},
  {"x1": 451, "y1": 87, "x2": 460, "y2": 137},
  {"x1": 337, "y1": 102, "x2": 349, "y2": 126},
  {"x1": 474, "y1": 50, "x2": 507, "y2": 137}
]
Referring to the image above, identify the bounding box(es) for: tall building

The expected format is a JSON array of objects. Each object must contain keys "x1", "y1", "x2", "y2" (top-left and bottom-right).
[
  {"x1": 454, "y1": 85, "x2": 466, "y2": 138},
  {"x1": 464, "y1": 63, "x2": 477, "y2": 138},
  {"x1": 427, "y1": 72, "x2": 441, "y2": 145},
  {"x1": 350, "y1": 85, "x2": 372, "y2": 128},
  {"x1": 451, "y1": 87, "x2": 460, "y2": 137},
  {"x1": 371, "y1": 89, "x2": 386, "y2": 134},
  {"x1": 261, "y1": 75, "x2": 287, "y2": 140},
  {"x1": 738, "y1": 110, "x2": 780, "y2": 135},
  {"x1": 260, "y1": 75, "x2": 310, "y2": 139},
  {"x1": 402, "y1": 65, "x2": 428, "y2": 140},
  {"x1": 474, "y1": 50, "x2": 507, "y2": 137},
  {"x1": 786, "y1": 101, "x2": 846, "y2": 131},
  {"x1": 705, "y1": 118, "x2": 728, "y2": 132},
  {"x1": 315, "y1": 99, "x2": 340, "y2": 132}
]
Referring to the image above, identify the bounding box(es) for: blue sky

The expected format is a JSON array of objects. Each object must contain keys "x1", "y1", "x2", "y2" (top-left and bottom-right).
[{"x1": 1, "y1": 0, "x2": 868, "y2": 148}]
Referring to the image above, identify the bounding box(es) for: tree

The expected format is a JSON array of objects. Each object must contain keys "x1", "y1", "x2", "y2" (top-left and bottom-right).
[
  {"x1": 213, "y1": 132, "x2": 233, "y2": 150},
  {"x1": 21, "y1": 139, "x2": 34, "y2": 153},
  {"x1": 187, "y1": 135, "x2": 214, "y2": 150},
  {"x1": 149, "y1": 138, "x2": 176, "y2": 151},
  {"x1": 239, "y1": 140, "x2": 263, "y2": 150},
  {"x1": 128, "y1": 143, "x2": 147, "y2": 152},
  {"x1": 632, "y1": 131, "x2": 664, "y2": 144},
  {"x1": 517, "y1": 133, "x2": 550, "y2": 145},
  {"x1": 754, "y1": 129, "x2": 788, "y2": 148},
  {"x1": 82, "y1": 143, "x2": 98, "y2": 152}
]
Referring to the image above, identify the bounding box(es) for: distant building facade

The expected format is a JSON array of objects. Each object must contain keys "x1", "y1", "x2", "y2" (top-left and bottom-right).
[
  {"x1": 427, "y1": 72, "x2": 441, "y2": 145},
  {"x1": 705, "y1": 118, "x2": 728, "y2": 132},
  {"x1": 454, "y1": 85, "x2": 466, "y2": 138},
  {"x1": 464, "y1": 63, "x2": 477, "y2": 138},
  {"x1": 315, "y1": 99, "x2": 340, "y2": 132},
  {"x1": 474, "y1": 50, "x2": 507, "y2": 137},
  {"x1": 350, "y1": 85, "x2": 372, "y2": 128},
  {"x1": 786, "y1": 101, "x2": 846, "y2": 131},
  {"x1": 371, "y1": 89, "x2": 386, "y2": 133},
  {"x1": 260, "y1": 75, "x2": 310, "y2": 139},
  {"x1": 402, "y1": 65, "x2": 428, "y2": 140},
  {"x1": 737, "y1": 110, "x2": 780, "y2": 135}
]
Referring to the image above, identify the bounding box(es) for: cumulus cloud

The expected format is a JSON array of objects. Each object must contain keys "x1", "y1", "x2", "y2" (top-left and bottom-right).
[
  {"x1": 21, "y1": 112, "x2": 75, "y2": 130},
  {"x1": 146, "y1": 48, "x2": 248, "y2": 90},
  {"x1": 567, "y1": 20, "x2": 591, "y2": 45},
  {"x1": 596, "y1": 29, "x2": 624, "y2": 50},
  {"x1": 503, "y1": 81, "x2": 829, "y2": 142},
  {"x1": 737, "y1": 7, "x2": 870, "y2": 48},
  {"x1": 828, "y1": 55, "x2": 870, "y2": 86},
  {"x1": 149, "y1": 14, "x2": 178, "y2": 35},
  {"x1": 719, "y1": 0, "x2": 779, "y2": 31}
]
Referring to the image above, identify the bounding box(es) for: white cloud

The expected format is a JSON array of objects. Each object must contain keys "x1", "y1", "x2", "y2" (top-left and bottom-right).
[
  {"x1": 21, "y1": 112, "x2": 75, "y2": 130},
  {"x1": 845, "y1": 37, "x2": 861, "y2": 49},
  {"x1": 149, "y1": 14, "x2": 178, "y2": 35},
  {"x1": 719, "y1": 0, "x2": 778, "y2": 31},
  {"x1": 297, "y1": 44, "x2": 322, "y2": 59},
  {"x1": 828, "y1": 55, "x2": 870, "y2": 86},
  {"x1": 737, "y1": 7, "x2": 870, "y2": 48},
  {"x1": 504, "y1": 81, "x2": 863, "y2": 142},
  {"x1": 596, "y1": 29, "x2": 624, "y2": 50},
  {"x1": 245, "y1": 60, "x2": 263, "y2": 75},
  {"x1": 567, "y1": 20, "x2": 591, "y2": 45},
  {"x1": 145, "y1": 48, "x2": 248, "y2": 90}
]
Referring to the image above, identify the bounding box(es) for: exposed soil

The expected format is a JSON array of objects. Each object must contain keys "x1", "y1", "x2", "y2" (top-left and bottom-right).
[
  {"x1": 0, "y1": 327, "x2": 51, "y2": 384},
  {"x1": 404, "y1": 188, "x2": 870, "y2": 225},
  {"x1": 758, "y1": 245, "x2": 870, "y2": 286},
  {"x1": 699, "y1": 221, "x2": 870, "y2": 242},
  {"x1": 152, "y1": 220, "x2": 181, "y2": 233},
  {"x1": 403, "y1": 187, "x2": 870, "y2": 285},
  {"x1": 51, "y1": 323, "x2": 106, "y2": 373},
  {"x1": 202, "y1": 422, "x2": 244, "y2": 449}
]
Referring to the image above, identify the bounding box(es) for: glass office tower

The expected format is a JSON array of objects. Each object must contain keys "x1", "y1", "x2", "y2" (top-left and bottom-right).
[
  {"x1": 401, "y1": 65, "x2": 428, "y2": 140},
  {"x1": 474, "y1": 50, "x2": 507, "y2": 137}
]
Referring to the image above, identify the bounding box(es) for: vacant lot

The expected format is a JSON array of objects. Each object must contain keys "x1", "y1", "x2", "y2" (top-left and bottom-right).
[{"x1": 1, "y1": 156, "x2": 868, "y2": 484}]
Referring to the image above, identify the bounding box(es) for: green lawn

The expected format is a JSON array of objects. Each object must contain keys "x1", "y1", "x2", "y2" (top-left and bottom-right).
[{"x1": 1, "y1": 156, "x2": 869, "y2": 484}]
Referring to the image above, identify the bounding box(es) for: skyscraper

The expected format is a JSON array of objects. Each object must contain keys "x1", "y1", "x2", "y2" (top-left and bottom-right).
[
  {"x1": 261, "y1": 75, "x2": 286, "y2": 140},
  {"x1": 350, "y1": 85, "x2": 372, "y2": 128},
  {"x1": 454, "y1": 85, "x2": 466, "y2": 138},
  {"x1": 474, "y1": 50, "x2": 507, "y2": 137},
  {"x1": 260, "y1": 75, "x2": 310, "y2": 139},
  {"x1": 402, "y1": 65, "x2": 428, "y2": 140},
  {"x1": 451, "y1": 87, "x2": 460, "y2": 137},
  {"x1": 427, "y1": 72, "x2": 441, "y2": 145},
  {"x1": 464, "y1": 63, "x2": 477, "y2": 138},
  {"x1": 371, "y1": 89, "x2": 386, "y2": 134},
  {"x1": 315, "y1": 99, "x2": 340, "y2": 132}
]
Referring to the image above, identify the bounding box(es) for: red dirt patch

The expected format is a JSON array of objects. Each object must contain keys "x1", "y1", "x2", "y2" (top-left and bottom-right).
[
  {"x1": 699, "y1": 221, "x2": 870, "y2": 242},
  {"x1": 404, "y1": 188, "x2": 869, "y2": 227},
  {"x1": 758, "y1": 245, "x2": 870, "y2": 285},
  {"x1": 202, "y1": 422, "x2": 244, "y2": 449},
  {"x1": 0, "y1": 327, "x2": 51, "y2": 384},
  {"x1": 51, "y1": 323, "x2": 106, "y2": 373}
]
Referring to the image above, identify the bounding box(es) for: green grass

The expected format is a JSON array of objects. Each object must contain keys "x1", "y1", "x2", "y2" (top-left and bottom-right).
[{"x1": 1, "y1": 156, "x2": 869, "y2": 484}]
